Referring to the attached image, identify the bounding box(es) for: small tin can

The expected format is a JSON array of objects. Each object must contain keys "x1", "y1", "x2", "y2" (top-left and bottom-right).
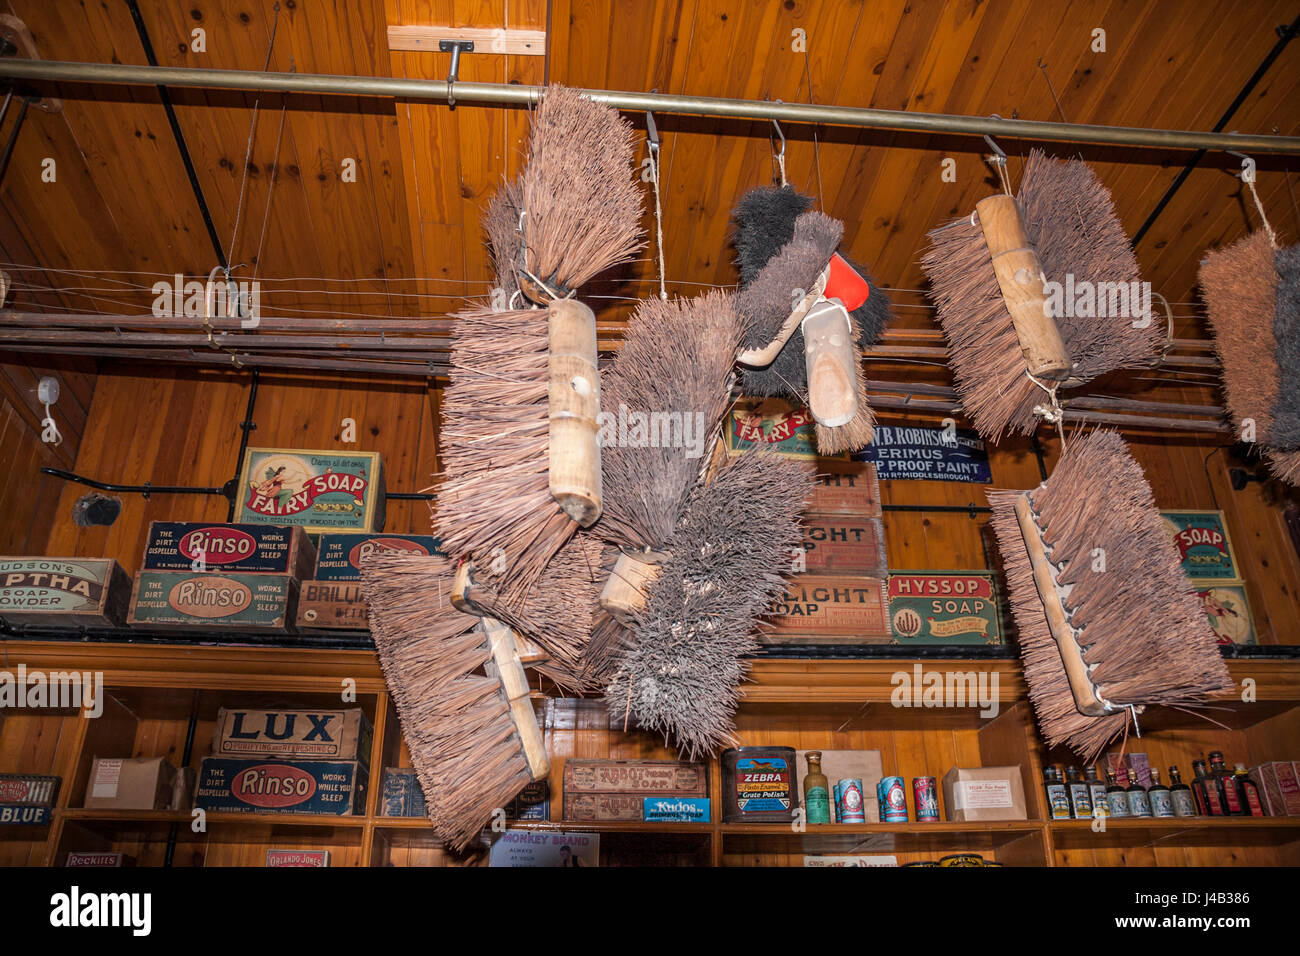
[
  {"x1": 902, "y1": 860, "x2": 939, "y2": 866},
  {"x1": 877, "y1": 776, "x2": 908, "y2": 823},
  {"x1": 913, "y1": 776, "x2": 939, "y2": 822},
  {"x1": 836, "y1": 778, "x2": 866, "y2": 823},
  {"x1": 939, "y1": 853, "x2": 984, "y2": 867}
]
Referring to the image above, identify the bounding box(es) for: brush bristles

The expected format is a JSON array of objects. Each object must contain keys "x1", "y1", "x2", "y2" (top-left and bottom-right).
[
  {"x1": 987, "y1": 430, "x2": 1231, "y2": 763},
  {"x1": 359, "y1": 552, "x2": 534, "y2": 852},
  {"x1": 924, "y1": 151, "x2": 1158, "y2": 440},
  {"x1": 600, "y1": 290, "x2": 746, "y2": 550},
  {"x1": 484, "y1": 179, "x2": 524, "y2": 297},
  {"x1": 520, "y1": 85, "x2": 645, "y2": 293},
  {"x1": 1272, "y1": 245, "x2": 1300, "y2": 452},
  {"x1": 813, "y1": 310, "x2": 875, "y2": 454},
  {"x1": 606, "y1": 452, "x2": 814, "y2": 759},
  {"x1": 436, "y1": 305, "x2": 577, "y2": 604}
]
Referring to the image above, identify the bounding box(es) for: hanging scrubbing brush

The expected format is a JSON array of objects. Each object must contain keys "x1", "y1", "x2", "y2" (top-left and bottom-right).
[
  {"x1": 597, "y1": 289, "x2": 745, "y2": 622},
  {"x1": 923, "y1": 149, "x2": 1161, "y2": 441},
  {"x1": 1200, "y1": 191, "x2": 1300, "y2": 484},
  {"x1": 730, "y1": 186, "x2": 891, "y2": 453},
  {"x1": 986, "y1": 429, "x2": 1232, "y2": 763},
  {"x1": 606, "y1": 451, "x2": 814, "y2": 758},
  {"x1": 359, "y1": 553, "x2": 548, "y2": 852},
  {"x1": 515, "y1": 85, "x2": 644, "y2": 304}
]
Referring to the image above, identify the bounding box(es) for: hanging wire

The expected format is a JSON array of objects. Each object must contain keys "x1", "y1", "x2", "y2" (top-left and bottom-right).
[
  {"x1": 645, "y1": 108, "x2": 668, "y2": 301},
  {"x1": 226, "y1": 1, "x2": 282, "y2": 272},
  {"x1": 770, "y1": 105, "x2": 787, "y2": 187}
]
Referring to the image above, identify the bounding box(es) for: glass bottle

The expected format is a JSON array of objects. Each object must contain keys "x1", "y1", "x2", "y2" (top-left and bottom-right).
[
  {"x1": 1168, "y1": 766, "x2": 1197, "y2": 818},
  {"x1": 1233, "y1": 764, "x2": 1265, "y2": 818},
  {"x1": 1147, "y1": 768, "x2": 1174, "y2": 818},
  {"x1": 1065, "y1": 766, "x2": 1092, "y2": 819},
  {"x1": 803, "y1": 751, "x2": 831, "y2": 824},
  {"x1": 1192, "y1": 760, "x2": 1223, "y2": 816},
  {"x1": 1085, "y1": 765, "x2": 1109, "y2": 818},
  {"x1": 1208, "y1": 751, "x2": 1244, "y2": 815},
  {"x1": 1044, "y1": 766, "x2": 1071, "y2": 820},
  {"x1": 1126, "y1": 769, "x2": 1153, "y2": 818},
  {"x1": 1105, "y1": 768, "x2": 1131, "y2": 818}
]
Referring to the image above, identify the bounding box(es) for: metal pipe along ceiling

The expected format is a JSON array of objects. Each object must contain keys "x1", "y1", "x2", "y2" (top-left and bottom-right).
[{"x1": 2, "y1": 58, "x2": 1300, "y2": 155}]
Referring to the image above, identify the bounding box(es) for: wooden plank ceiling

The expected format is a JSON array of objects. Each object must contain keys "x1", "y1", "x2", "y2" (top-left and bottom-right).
[{"x1": 1, "y1": 0, "x2": 1296, "y2": 333}]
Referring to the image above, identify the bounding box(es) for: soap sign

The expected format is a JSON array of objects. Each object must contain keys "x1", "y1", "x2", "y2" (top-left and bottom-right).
[
  {"x1": 725, "y1": 398, "x2": 849, "y2": 461},
  {"x1": 855, "y1": 425, "x2": 992, "y2": 483},
  {"x1": 888, "y1": 572, "x2": 1002, "y2": 645},
  {"x1": 1160, "y1": 510, "x2": 1238, "y2": 580}
]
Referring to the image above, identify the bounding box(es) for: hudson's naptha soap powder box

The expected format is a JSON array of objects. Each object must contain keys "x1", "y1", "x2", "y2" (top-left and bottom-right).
[
  {"x1": 0, "y1": 558, "x2": 131, "y2": 627},
  {"x1": 236, "y1": 449, "x2": 385, "y2": 533}
]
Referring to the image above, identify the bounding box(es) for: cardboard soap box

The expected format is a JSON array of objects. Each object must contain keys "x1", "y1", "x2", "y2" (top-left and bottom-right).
[
  {"x1": 942, "y1": 766, "x2": 1027, "y2": 822},
  {"x1": 211, "y1": 707, "x2": 371, "y2": 766},
  {"x1": 1252, "y1": 761, "x2": 1300, "y2": 816},
  {"x1": 84, "y1": 757, "x2": 176, "y2": 810}
]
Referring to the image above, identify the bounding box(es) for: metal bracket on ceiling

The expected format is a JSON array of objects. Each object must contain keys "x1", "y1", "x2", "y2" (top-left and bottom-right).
[
  {"x1": 439, "y1": 39, "x2": 474, "y2": 110},
  {"x1": 0, "y1": 14, "x2": 61, "y2": 113}
]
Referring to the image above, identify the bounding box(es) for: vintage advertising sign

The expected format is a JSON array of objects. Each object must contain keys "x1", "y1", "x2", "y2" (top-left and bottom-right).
[
  {"x1": 142, "y1": 522, "x2": 315, "y2": 578},
  {"x1": 296, "y1": 581, "x2": 367, "y2": 630},
  {"x1": 489, "y1": 830, "x2": 600, "y2": 867},
  {"x1": 194, "y1": 758, "x2": 366, "y2": 815},
  {"x1": 313, "y1": 533, "x2": 441, "y2": 581},
  {"x1": 1160, "y1": 510, "x2": 1239, "y2": 580},
  {"x1": 799, "y1": 515, "x2": 887, "y2": 574},
  {"x1": 266, "y1": 850, "x2": 330, "y2": 867},
  {"x1": 807, "y1": 461, "x2": 882, "y2": 517},
  {"x1": 725, "y1": 398, "x2": 850, "y2": 461},
  {"x1": 212, "y1": 708, "x2": 371, "y2": 765},
  {"x1": 854, "y1": 425, "x2": 992, "y2": 483},
  {"x1": 1193, "y1": 583, "x2": 1257, "y2": 646},
  {"x1": 761, "y1": 574, "x2": 890, "y2": 645},
  {"x1": 0, "y1": 774, "x2": 61, "y2": 806},
  {"x1": 0, "y1": 557, "x2": 131, "y2": 628},
  {"x1": 0, "y1": 805, "x2": 52, "y2": 825},
  {"x1": 887, "y1": 572, "x2": 1003, "y2": 646},
  {"x1": 236, "y1": 448, "x2": 385, "y2": 533},
  {"x1": 128, "y1": 571, "x2": 298, "y2": 633},
  {"x1": 381, "y1": 768, "x2": 427, "y2": 818},
  {"x1": 563, "y1": 760, "x2": 707, "y2": 823}
]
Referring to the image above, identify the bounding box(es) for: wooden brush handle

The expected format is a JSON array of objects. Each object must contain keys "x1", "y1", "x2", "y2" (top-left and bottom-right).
[
  {"x1": 736, "y1": 266, "x2": 830, "y2": 368},
  {"x1": 548, "y1": 298, "x2": 602, "y2": 526},
  {"x1": 452, "y1": 561, "x2": 547, "y2": 661},
  {"x1": 599, "y1": 549, "x2": 668, "y2": 622},
  {"x1": 976, "y1": 194, "x2": 1073, "y2": 382},
  {"x1": 481, "y1": 616, "x2": 551, "y2": 781},
  {"x1": 1013, "y1": 493, "x2": 1111, "y2": 717},
  {"x1": 802, "y1": 298, "x2": 860, "y2": 428}
]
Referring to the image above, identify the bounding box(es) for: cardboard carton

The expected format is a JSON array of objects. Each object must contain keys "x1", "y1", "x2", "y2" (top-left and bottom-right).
[
  {"x1": 84, "y1": 757, "x2": 175, "y2": 810},
  {"x1": 942, "y1": 766, "x2": 1027, "y2": 822}
]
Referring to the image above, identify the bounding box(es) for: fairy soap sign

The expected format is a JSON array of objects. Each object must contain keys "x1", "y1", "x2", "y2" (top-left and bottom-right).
[
  {"x1": 237, "y1": 448, "x2": 386, "y2": 533},
  {"x1": 1160, "y1": 510, "x2": 1239, "y2": 580}
]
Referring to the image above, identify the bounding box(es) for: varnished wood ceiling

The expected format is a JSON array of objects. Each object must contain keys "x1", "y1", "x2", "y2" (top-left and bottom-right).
[{"x1": 1, "y1": 0, "x2": 1298, "y2": 342}]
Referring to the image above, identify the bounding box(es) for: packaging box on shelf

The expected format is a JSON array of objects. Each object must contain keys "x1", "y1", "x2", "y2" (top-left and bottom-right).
[
  {"x1": 643, "y1": 797, "x2": 710, "y2": 822},
  {"x1": 798, "y1": 515, "x2": 887, "y2": 574},
  {"x1": 141, "y1": 522, "x2": 316, "y2": 578},
  {"x1": 1106, "y1": 752, "x2": 1152, "y2": 789},
  {"x1": 296, "y1": 581, "x2": 367, "y2": 631},
  {"x1": 127, "y1": 570, "x2": 298, "y2": 633},
  {"x1": 194, "y1": 757, "x2": 366, "y2": 815},
  {"x1": 507, "y1": 780, "x2": 550, "y2": 822},
  {"x1": 0, "y1": 773, "x2": 61, "y2": 806},
  {"x1": 761, "y1": 574, "x2": 890, "y2": 645},
  {"x1": 807, "y1": 461, "x2": 883, "y2": 518},
  {"x1": 563, "y1": 759, "x2": 707, "y2": 822},
  {"x1": 380, "y1": 768, "x2": 426, "y2": 818},
  {"x1": 212, "y1": 707, "x2": 371, "y2": 766},
  {"x1": 84, "y1": 757, "x2": 176, "y2": 811},
  {"x1": 236, "y1": 448, "x2": 385, "y2": 533},
  {"x1": 942, "y1": 766, "x2": 1027, "y2": 822},
  {"x1": 795, "y1": 750, "x2": 884, "y2": 823},
  {"x1": 1252, "y1": 761, "x2": 1300, "y2": 816},
  {"x1": 887, "y1": 572, "x2": 1004, "y2": 646},
  {"x1": 0, "y1": 557, "x2": 132, "y2": 628},
  {"x1": 312, "y1": 533, "x2": 442, "y2": 581}
]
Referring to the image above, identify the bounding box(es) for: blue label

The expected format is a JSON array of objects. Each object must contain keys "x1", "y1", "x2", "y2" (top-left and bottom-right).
[
  {"x1": 643, "y1": 797, "x2": 710, "y2": 822},
  {"x1": 0, "y1": 804, "x2": 52, "y2": 824},
  {"x1": 855, "y1": 426, "x2": 992, "y2": 483}
]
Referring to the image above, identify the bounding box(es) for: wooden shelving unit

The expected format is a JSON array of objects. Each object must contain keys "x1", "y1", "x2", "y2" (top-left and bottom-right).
[{"x1": 3, "y1": 640, "x2": 1298, "y2": 866}]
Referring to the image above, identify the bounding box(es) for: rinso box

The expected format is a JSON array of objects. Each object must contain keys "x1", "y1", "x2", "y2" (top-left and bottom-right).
[
  {"x1": 212, "y1": 708, "x2": 371, "y2": 766},
  {"x1": 0, "y1": 557, "x2": 131, "y2": 628},
  {"x1": 799, "y1": 515, "x2": 887, "y2": 574},
  {"x1": 761, "y1": 574, "x2": 890, "y2": 645},
  {"x1": 887, "y1": 572, "x2": 1003, "y2": 646},
  {"x1": 296, "y1": 581, "x2": 368, "y2": 630},
  {"x1": 195, "y1": 758, "x2": 366, "y2": 815},
  {"x1": 236, "y1": 448, "x2": 385, "y2": 533},
  {"x1": 128, "y1": 571, "x2": 298, "y2": 633},
  {"x1": 563, "y1": 759, "x2": 707, "y2": 822},
  {"x1": 313, "y1": 533, "x2": 442, "y2": 581},
  {"x1": 142, "y1": 522, "x2": 315, "y2": 578}
]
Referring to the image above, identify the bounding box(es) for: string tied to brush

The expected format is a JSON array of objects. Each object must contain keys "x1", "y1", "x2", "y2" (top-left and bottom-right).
[
  {"x1": 1225, "y1": 141, "x2": 1278, "y2": 249},
  {"x1": 1026, "y1": 368, "x2": 1067, "y2": 449},
  {"x1": 644, "y1": 105, "x2": 668, "y2": 301}
]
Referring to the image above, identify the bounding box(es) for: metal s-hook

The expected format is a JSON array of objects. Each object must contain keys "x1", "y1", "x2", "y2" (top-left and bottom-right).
[
  {"x1": 772, "y1": 100, "x2": 787, "y2": 186},
  {"x1": 439, "y1": 39, "x2": 474, "y2": 110},
  {"x1": 1225, "y1": 131, "x2": 1277, "y2": 246},
  {"x1": 983, "y1": 115, "x2": 1012, "y2": 195}
]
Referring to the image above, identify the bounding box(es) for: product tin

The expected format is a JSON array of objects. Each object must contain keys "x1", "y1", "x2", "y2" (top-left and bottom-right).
[
  {"x1": 236, "y1": 448, "x2": 385, "y2": 533},
  {"x1": 913, "y1": 776, "x2": 939, "y2": 822},
  {"x1": 141, "y1": 522, "x2": 316, "y2": 577},
  {"x1": 939, "y1": 853, "x2": 984, "y2": 867},
  {"x1": 313, "y1": 533, "x2": 442, "y2": 581},
  {"x1": 721, "y1": 747, "x2": 797, "y2": 822},
  {"x1": 836, "y1": 778, "x2": 866, "y2": 823},
  {"x1": 877, "y1": 776, "x2": 908, "y2": 823}
]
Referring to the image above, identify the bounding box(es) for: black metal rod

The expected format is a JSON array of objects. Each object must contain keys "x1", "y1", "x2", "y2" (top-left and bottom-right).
[
  {"x1": 42, "y1": 466, "x2": 227, "y2": 498},
  {"x1": 124, "y1": 0, "x2": 227, "y2": 270},
  {"x1": 1132, "y1": 13, "x2": 1300, "y2": 246},
  {"x1": 164, "y1": 692, "x2": 200, "y2": 867},
  {"x1": 227, "y1": 369, "x2": 260, "y2": 520},
  {"x1": 0, "y1": 96, "x2": 28, "y2": 185},
  {"x1": 386, "y1": 491, "x2": 436, "y2": 500}
]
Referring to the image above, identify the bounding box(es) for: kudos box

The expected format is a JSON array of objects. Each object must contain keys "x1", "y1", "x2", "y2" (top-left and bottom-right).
[
  {"x1": 313, "y1": 533, "x2": 442, "y2": 581},
  {"x1": 236, "y1": 448, "x2": 385, "y2": 533},
  {"x1": 195, "y1": 758, "x2": 366, "y2": 816},
  {"x1": 142, "y1": 522, "x2": 315, "y2": 578},
  {"x1": 0, "y1": 557, "x2": 131, "y2": 628},
  {"x1": 128, "y1": 571, "x2": 298, "y2": 633},
  {"x1": 212, "y1": 708, "x2": 371, "y2": 767}
]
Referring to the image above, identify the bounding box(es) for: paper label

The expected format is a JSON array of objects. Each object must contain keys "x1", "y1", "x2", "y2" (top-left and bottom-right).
[
  {"x1": 92, "y1": 759, "x2": 122, "y2": 798},
  {"x1": 953, "y1": 779, "x2": 1013, "y2": 810}
]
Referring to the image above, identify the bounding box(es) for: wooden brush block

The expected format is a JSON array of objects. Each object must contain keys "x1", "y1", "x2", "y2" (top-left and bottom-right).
[
  {"x1": 480, "y1": 617, "x2": 551, "y2": 782},
  {"x1": 802, "y1": 298, "x2": 860, "y2": 428},
  {"x1": 975, "y1": 193, "x2": 1073, "y2": 382},
  {"x1": 547, "y1": 298, "x2": 602, "y2": 526},
  {"x1": 599, "y1": 549, "x2": 667, "y2": 622}
]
